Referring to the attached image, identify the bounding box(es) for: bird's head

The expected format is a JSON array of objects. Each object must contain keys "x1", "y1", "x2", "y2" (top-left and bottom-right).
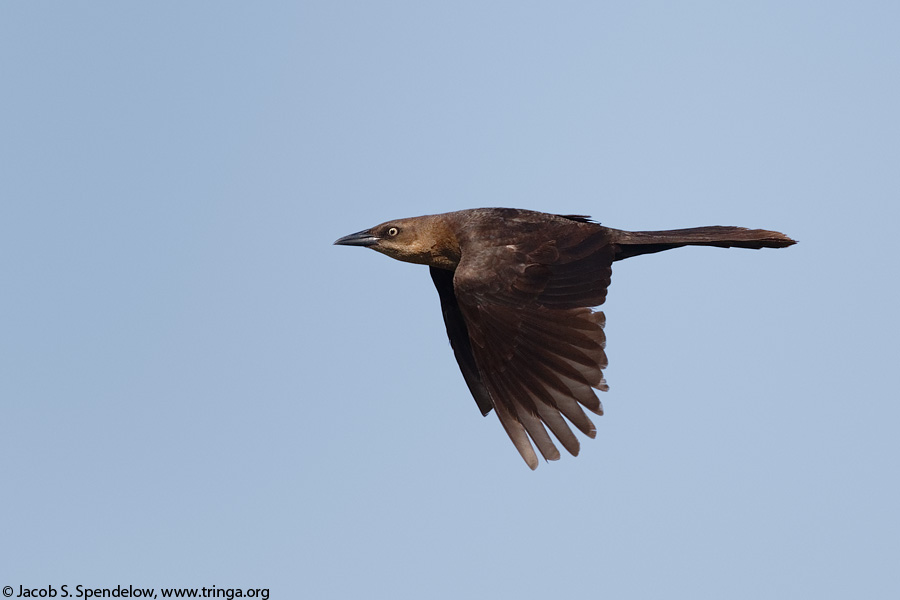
[{"x1": 333, "y1": 214, "x2": 461, "y2": 269}]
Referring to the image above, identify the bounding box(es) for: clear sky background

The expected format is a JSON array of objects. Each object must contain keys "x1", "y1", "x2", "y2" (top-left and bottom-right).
[{"x1": 2, "y1": 2, "x2": 898, "y2": 598}]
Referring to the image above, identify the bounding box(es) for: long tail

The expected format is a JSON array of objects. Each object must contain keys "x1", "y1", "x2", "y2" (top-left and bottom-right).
[{"x1": 610, "y1": 226, "x2": 797, "y2": 261}]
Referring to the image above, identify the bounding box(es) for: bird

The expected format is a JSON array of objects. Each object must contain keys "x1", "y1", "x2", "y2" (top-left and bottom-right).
[{"x1": 334, "y1": 207, "x2": 796, "y2": 469}]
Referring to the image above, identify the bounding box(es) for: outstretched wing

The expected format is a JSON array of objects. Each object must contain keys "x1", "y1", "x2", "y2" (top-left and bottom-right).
[
  {"x1": 437, "y1": 222, "x2": 616, "y2": 469},
  {"x1": 430, "y1": 266, "x2": 493, "y2": 416}
]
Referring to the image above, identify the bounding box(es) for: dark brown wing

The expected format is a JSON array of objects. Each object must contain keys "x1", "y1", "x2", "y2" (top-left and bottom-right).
[
  {"x1": 452, "y1": 225, "x2": 615, "y2": 469},
  {"x1": 430, "y1": 266, "x2": 493, "y2": 416}
]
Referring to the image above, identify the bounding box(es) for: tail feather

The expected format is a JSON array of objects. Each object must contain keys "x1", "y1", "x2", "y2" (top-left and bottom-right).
[{"x1": 611, "y1": 226, "x2": 796, "y2": 261}]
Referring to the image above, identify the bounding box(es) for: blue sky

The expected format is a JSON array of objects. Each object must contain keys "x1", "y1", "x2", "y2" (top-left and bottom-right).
[{"x1": 2, "y1": 2, "x2": 898, "y2": 598}]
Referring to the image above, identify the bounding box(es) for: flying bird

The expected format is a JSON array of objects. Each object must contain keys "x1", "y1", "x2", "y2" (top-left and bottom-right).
[{"x1": 334, "y1": 208, "x2": 796, "y2": 469}]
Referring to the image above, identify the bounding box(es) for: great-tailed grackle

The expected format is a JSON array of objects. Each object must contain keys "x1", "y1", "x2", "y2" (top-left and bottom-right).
[{"x1": 334, "y1": 208, "x2": 796, "y2": 469}]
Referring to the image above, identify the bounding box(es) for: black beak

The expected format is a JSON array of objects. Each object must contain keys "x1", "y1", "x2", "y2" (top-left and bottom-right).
[{"x1": 334, "y1": 229, "x2": 379, "y2": 247}]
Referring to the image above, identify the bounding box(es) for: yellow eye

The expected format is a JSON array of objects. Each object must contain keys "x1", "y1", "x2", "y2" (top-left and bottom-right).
[{"x1": 387, "y1": 227, "x2": 399, "y2": 237}]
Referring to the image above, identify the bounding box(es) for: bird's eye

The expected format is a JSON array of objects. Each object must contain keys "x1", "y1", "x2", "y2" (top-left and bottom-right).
[{"x1": 387, "y1": 227, "x2": 399, "y2": 237}]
